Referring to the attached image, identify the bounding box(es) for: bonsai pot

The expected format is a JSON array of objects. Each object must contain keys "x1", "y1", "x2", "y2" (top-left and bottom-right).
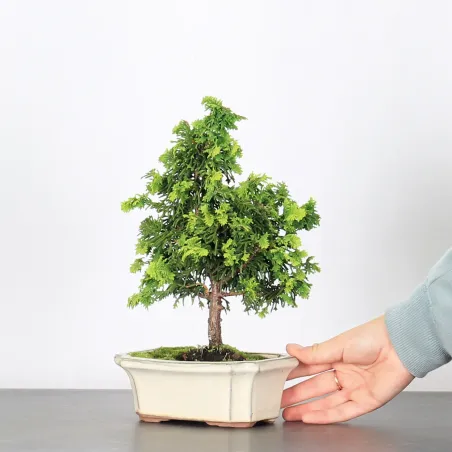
[
  {"x1": 117, "y1": 97, "x2": 320, "y2": 428},
  {"x1": 115, "y1": 351, "x2": 298, "y2": 428}
]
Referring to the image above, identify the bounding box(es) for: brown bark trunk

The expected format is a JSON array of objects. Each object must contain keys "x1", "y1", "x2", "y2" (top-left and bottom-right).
[{"x1": 208, "y1": 282, "x2": 223, "y2": 347}]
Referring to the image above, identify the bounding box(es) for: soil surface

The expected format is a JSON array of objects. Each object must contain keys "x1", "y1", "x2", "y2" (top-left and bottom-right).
[
  {"x1": 130, "y1": 345, "x2": 266, "y2": 362},
  {"x1": 177, "y1": 346, "x2": 247, "y2": 362}
]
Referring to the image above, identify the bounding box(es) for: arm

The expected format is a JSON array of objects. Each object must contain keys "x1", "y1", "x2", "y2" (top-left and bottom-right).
[
  {"x1": 281, "y1": 248, "x2": 452, "y2": 424},
  {"x1": 386, "y1": 248, "x2": 452, "y2": 377}
]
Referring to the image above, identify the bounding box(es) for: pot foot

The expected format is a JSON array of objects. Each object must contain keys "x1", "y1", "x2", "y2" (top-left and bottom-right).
[
  {"x1": 206, "y1": 421, "x2": 256, "y2": 428},
  {"x1": 138, "y1": 413, "x2": 169, "y2": 423},
  {"x1": 263, "y1": 418, "x2": 277, "y2": 424},
  {"x1": 137, "y1": 412, "x2": 274, "y2": 428}
]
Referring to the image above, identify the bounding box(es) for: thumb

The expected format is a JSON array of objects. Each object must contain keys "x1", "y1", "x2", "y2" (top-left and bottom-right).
[{"x1": 287, "y1": 337, "x2": 345, "y2": 365}]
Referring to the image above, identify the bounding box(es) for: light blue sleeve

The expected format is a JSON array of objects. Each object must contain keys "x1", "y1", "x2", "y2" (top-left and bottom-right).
[{"x1": 385, "y1": 249, "x2": 452, "y2": 378}]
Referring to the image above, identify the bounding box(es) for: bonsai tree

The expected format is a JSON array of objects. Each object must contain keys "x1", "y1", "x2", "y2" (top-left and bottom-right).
[{"x1": 122, "y1": 97, "x2": 320, "y2": 354}]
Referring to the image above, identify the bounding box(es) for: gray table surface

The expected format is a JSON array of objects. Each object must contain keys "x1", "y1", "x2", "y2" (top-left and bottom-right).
[{"x1": 0, "y1": 390, "x2": 451, "y2": 452}]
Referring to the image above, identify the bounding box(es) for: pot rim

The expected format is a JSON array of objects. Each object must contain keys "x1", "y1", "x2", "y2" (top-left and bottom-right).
[{"x1": 115, "y1": 351, "x2": 296, "y2": 365}]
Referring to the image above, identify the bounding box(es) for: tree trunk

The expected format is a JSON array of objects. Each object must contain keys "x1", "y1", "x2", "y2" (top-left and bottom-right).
[{"x1": 208, "y1": 282, "x2": 223, "y2": 347}]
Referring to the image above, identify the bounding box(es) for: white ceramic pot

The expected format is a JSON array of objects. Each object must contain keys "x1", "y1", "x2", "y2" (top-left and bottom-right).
[{"x1": 115, "y1": 351, "x2": 298, "y2": 428}]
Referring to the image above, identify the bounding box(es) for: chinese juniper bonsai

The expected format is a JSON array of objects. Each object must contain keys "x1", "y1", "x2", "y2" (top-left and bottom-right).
[{"x1": 122, "y1": 96, "x2": 320, "y2": 361}]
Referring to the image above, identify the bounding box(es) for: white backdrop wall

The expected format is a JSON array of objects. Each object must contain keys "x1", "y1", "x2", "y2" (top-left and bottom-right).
[{"x1": 1, "y1": 0, "x2": 451, "y2": 390}]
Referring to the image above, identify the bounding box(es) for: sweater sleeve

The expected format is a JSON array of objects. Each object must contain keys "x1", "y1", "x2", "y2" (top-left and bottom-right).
[{"x1": 385, "y1": 248, "x2": 452, "y2": 378}]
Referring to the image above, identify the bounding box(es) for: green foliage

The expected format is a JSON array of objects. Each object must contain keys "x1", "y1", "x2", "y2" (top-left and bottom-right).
[{"x1": 122, "y1": 96, "x2": 320, "y2": 317}]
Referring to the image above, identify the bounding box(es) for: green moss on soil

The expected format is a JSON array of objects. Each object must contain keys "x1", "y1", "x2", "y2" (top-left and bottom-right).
[{"x1": 129, "y1": 345, "x2": 267, "y2": 362}]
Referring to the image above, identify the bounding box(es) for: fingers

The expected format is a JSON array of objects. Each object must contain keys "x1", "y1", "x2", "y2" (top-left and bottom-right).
[
  {"x1": 284, "y1": 387, "x2": 381, "y2": 424},
  {"x1": 281, "y1": 371, "x2": 339, "y2": 408},
  {"x1": 283, "y1": 390, "x2": 348, "y2": 420},
  {"x1": 301, "y1": 401, "x2": 364, "y2": 424},
  {"x1": 287, "y1": 362, "x2": 332, "y2": 380},
  {"x1": 287, "y1": 340, "x2": 345, "y2": 366}
]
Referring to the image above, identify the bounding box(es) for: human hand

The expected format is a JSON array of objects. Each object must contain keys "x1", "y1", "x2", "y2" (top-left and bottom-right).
[{"x1": 281, "y1": 315, "x2": 414, "y2": 424}]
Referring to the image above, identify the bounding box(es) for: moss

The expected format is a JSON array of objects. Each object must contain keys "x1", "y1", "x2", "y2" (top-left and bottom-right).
[
  {"x1": 131, "y1": 346, "x2": 193, "y2": 361},
  {"x1": 129, "y1": 345, "x2": 267, "y2": 362}
]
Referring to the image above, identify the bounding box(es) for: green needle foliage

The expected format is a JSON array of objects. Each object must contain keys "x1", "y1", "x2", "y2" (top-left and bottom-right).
[{"x1": 122, "y1": 96, "x2": 320, "y2": 347}]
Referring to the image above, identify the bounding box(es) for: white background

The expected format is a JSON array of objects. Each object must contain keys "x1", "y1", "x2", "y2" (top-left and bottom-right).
[{"x1": 1, "y1": 0, "x2": 451, "y2": 391}]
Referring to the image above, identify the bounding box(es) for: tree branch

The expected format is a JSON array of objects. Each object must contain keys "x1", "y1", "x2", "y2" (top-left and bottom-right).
[
  {"x1": 185, "y1": 283, "x2": 209, "y2": 298},
  {"x1": 221, "y1": 291, "x2": 244, "y2": 297},
  {"x1": 240, "y1": 248, "x2": 260, "y2": 272},
  {"x1": 223, "y1": 247, "x2": 260, "y2": 284}
]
